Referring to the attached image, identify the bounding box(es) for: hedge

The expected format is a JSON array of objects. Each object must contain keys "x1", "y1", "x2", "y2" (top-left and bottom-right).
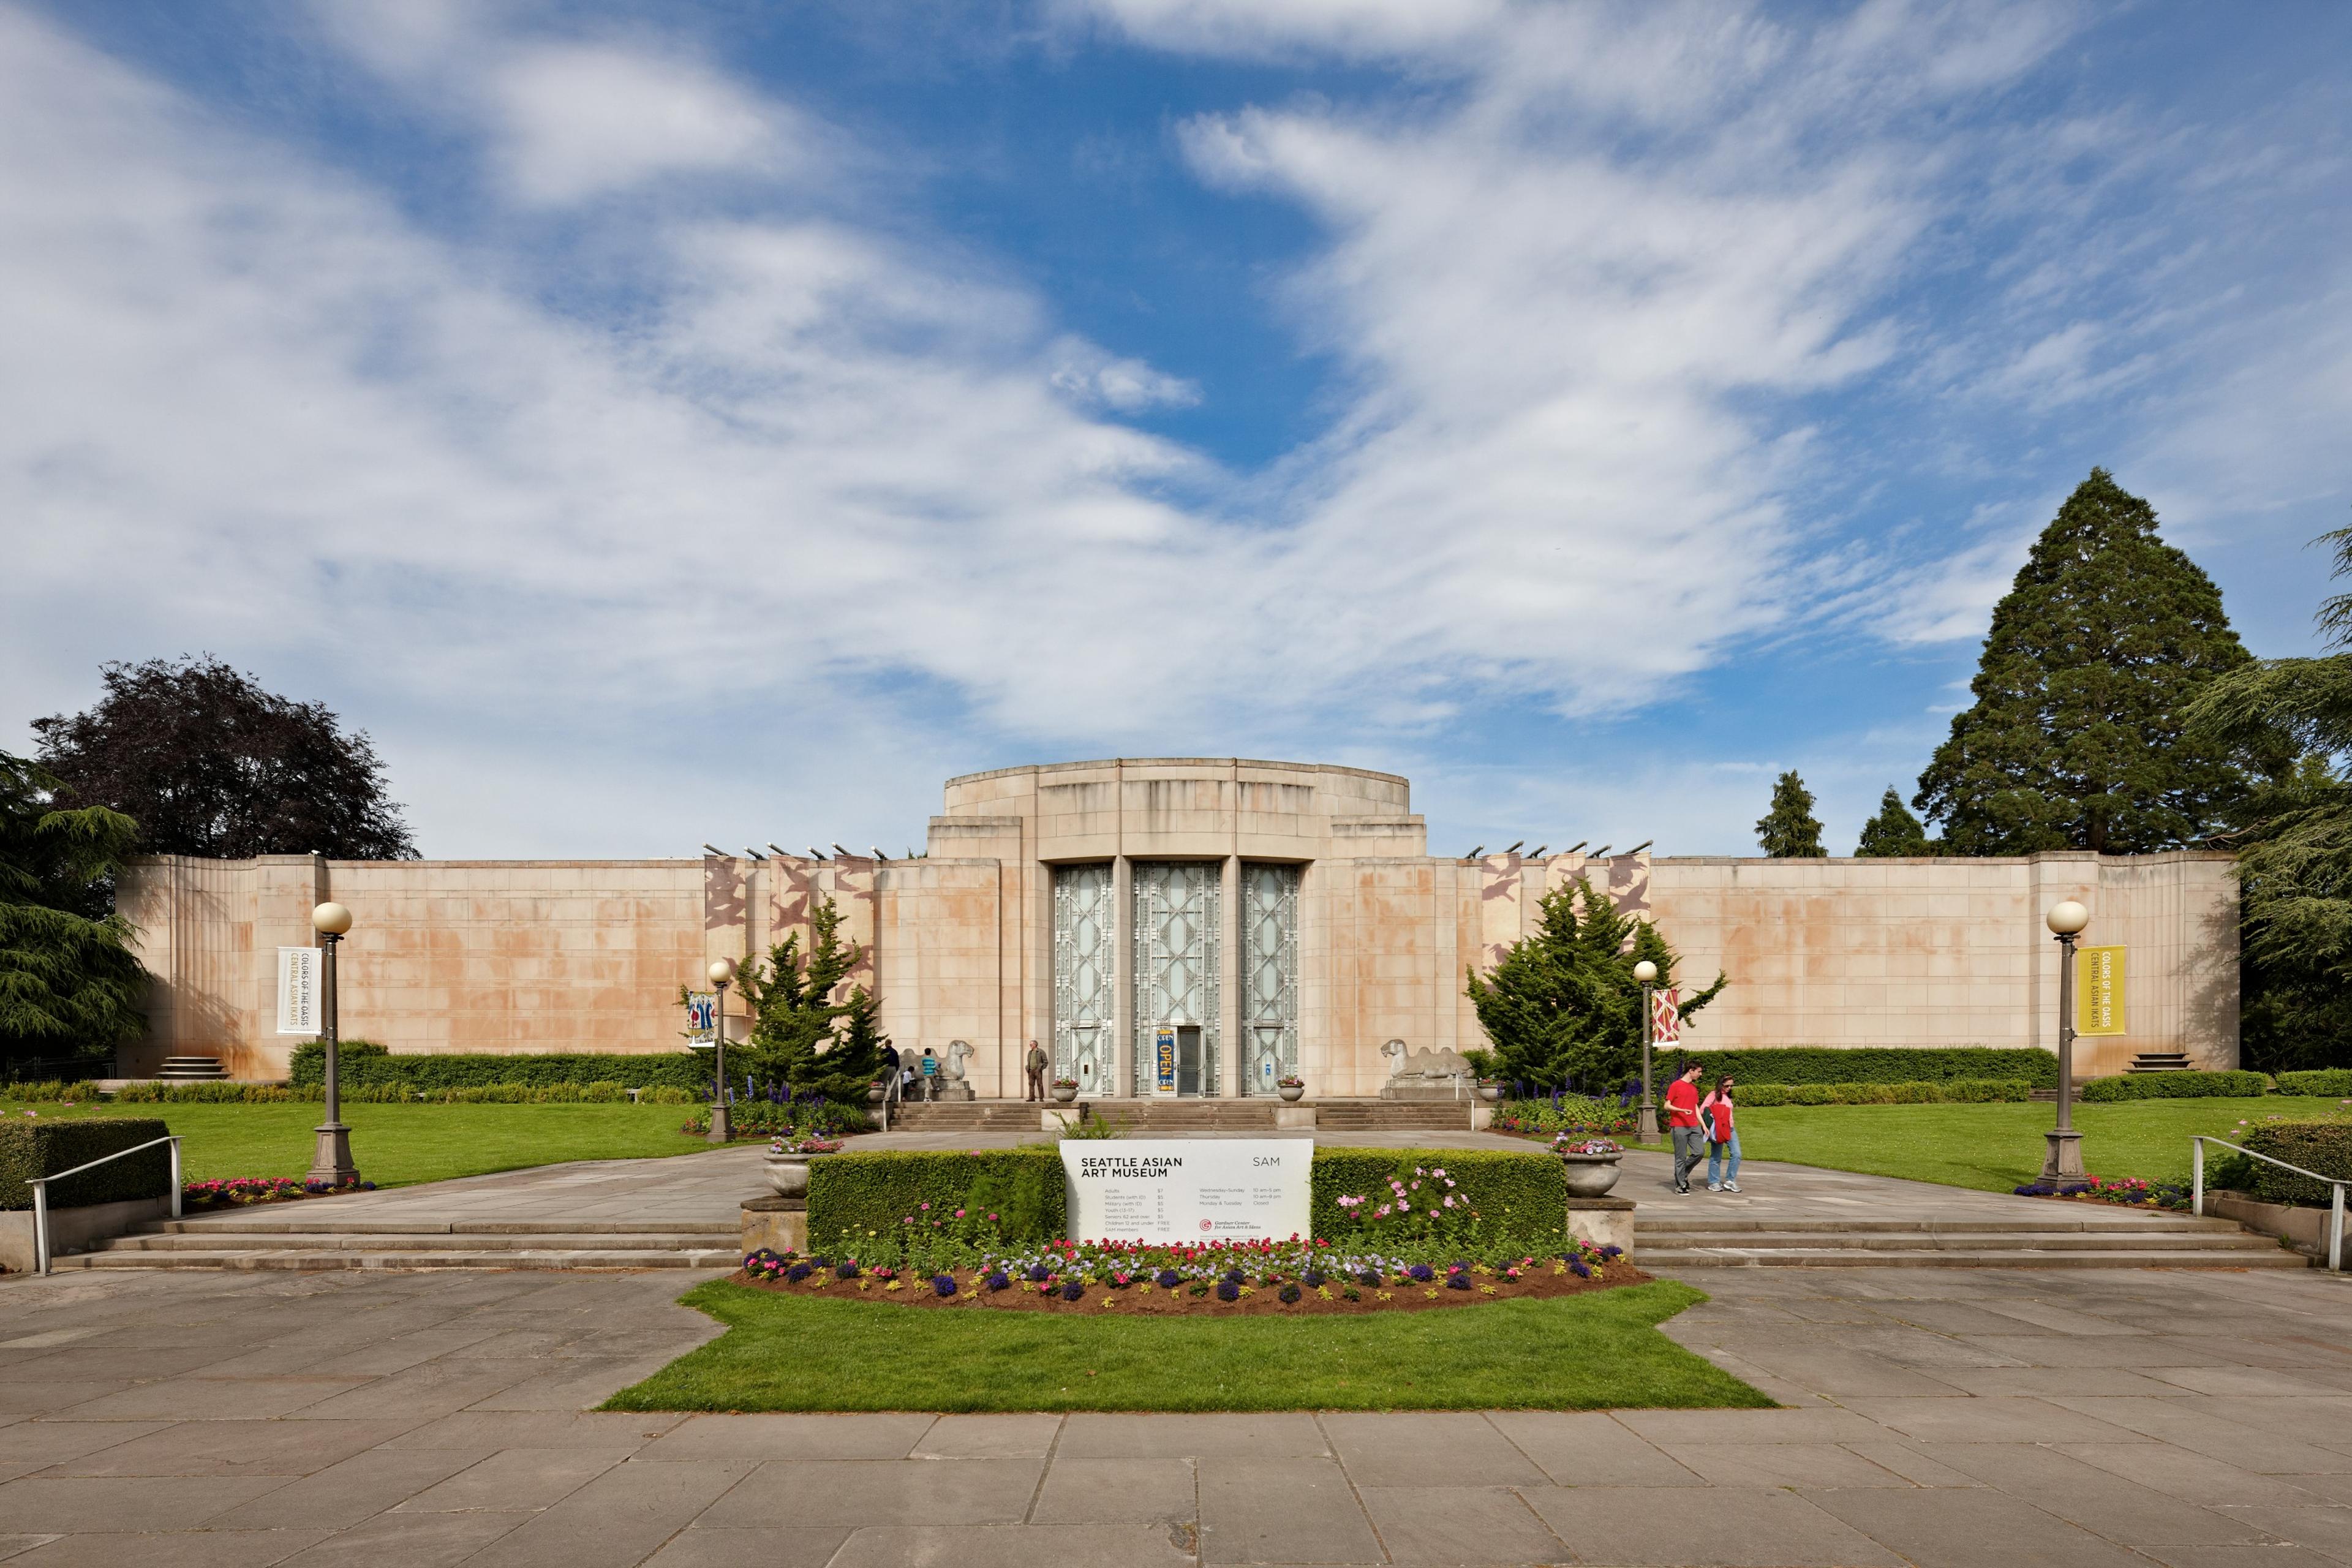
[
  {"x1": 1733, "y1": 1079, "x2": 2038, "y2": 1106},
  {"x1": 289, "y1": 1042, "x2": 709, "y2": 1093},
  {"x1": 1661, "y1": 1047, "x2": 2060, "y2": 1087},
  {"x1": 2240, "y1": 1121, "x2": 2352, "y2": 1207},
  {"x1": 109, "y1": 1079, "x2": 701, "y2": 1106},
  {"x1": 2, "y1": 1081, "x2": 105, "y2": 1104},
  {"x1": 2277, "y1": 1069, "x2": 2352, "y2": 1098},
  {"x1": 806, "y1": 1146, "x2": 1568, "y2": 1253},
  {"x1": 2079, "y1": 1070, "x2": 2270, "y2": 1102},
  {"x1": 0, "y1": 1118, "x2": 172, "y2": 1211}
]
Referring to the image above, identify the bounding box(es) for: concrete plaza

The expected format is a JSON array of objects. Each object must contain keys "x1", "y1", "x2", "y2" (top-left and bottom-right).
[{"x1": 4, "y1": 1150, "x2": 2351, "y2": 1566}]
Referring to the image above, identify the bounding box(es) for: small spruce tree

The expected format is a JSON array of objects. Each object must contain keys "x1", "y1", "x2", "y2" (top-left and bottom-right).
[
  {"x1": 1915, "y1": 469, "x2": 2254, "y2": 853},
  {"x1": 727, "y1": 897, "x2": 890, "y2": 1104},
  {"x1": 1854, "y1": 787, "x2": 1933, "y2": 857},
  {"x1": 1, "y1": 751, "x2": 148, "y2": 1071},
  {"x1": 1755, "y1": 771, "x2": 1826, "y2": 858},
  {"x1": 1465, "y1": 876, "x2": 1725, "y2": 1091}
]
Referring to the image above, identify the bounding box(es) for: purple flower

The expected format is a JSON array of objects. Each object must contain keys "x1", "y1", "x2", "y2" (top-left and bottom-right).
[
  {"x1": 1216, "y1": 1280, "x2": 1240, "y2": 1302},
  {"x1": 835, "y1": 1262, "x2": 860, "y2": 1279},
  {"x1": 1027, "y1": 1263, "x2": 1053, "y2": 1283},
  {"x1": 1156, "y1": 1268, "x2": 1182, "y2": 1287},
  {"x1": 786, "y1": 1262, "x2": 814, "y2": 1283},
  {"x1": 1061, "y1": 1280, "x2": 1085, "y2": 1302},
  {"x1": 985, "y1": 1271, "x2": 1010, "y2": 1291},
  {"x1": 1407, "y1": 1264, "x2": 1435, "y2": 1283},
  {"x1": 932, "y1": 1275, "x2": 957, "y2": 1297}
]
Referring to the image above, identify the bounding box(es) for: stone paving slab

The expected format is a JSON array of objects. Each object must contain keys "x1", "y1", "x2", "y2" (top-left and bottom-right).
[{"x1": 6, "y1": 1164, "x2": 2352, "y2": 1566}]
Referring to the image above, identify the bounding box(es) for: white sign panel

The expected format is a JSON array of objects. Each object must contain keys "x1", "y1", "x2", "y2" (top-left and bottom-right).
[
  {"x1": 276, "y1": 946, "x2": 320, "y2": 1035},
  {"x1": 1061, "y1": 1138, "x2": 1313, "y2": 1245}
]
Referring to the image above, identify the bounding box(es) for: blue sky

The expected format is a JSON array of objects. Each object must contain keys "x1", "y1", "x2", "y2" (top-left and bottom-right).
[{"x1": 4, "y1": 1, "x2": 2348, "y2": 858}]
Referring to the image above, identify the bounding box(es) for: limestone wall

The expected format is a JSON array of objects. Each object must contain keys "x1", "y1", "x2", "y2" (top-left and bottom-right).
[{"x1": 112, "y1": 761, "x2": 2241, "y2": 1083}]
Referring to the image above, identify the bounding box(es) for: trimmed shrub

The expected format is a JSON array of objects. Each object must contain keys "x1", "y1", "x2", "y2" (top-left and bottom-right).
[
  {"x1": 288, "y1": 1042, "x2": 709, "y2": 1093},
  {"x1": 1310, "y1": 1148, "x2": 1566, "y2": 1250},
  {"x1": 1732, "y1": 1079, "x2": 2037, "y2": 1107},
  {"x1": 0, "y1": 1118, "x2": 172, "y2": 1210},
  {"x1": 809, "y1": 1150, "x2": 1065, "y2": 1250},
  {"x1": 2277, "y1": 1069, "x2": 2352, "y2": 1098},
  {"x1": 807, "y1": 1145, "x2": 1568, "y2": 1253},
  {"x1": 2241, "y1": 1120, "x2": 2352, "y2": 1207},
  {"x1": 1667, "y1": 1047, "x2": 2059, "y2": 1086},
  {"x1": 2079, "y1": 1071, "x2": 2270, "y2": 1102}
]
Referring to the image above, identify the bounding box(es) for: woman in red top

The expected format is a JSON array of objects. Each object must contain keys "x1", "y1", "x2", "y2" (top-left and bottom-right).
[
  {"x1": 1700, "y1": 1076, "x2": 1741, "y2": 1193},
  {"x1": 1663, "y1": 1062, "x2": 1706, "y2": 1194}
]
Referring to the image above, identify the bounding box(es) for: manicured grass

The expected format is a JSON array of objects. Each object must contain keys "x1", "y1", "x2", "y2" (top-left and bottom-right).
[
  {"x1": 603, "y1": 1278, "x2": 1768, "y2": 1413},
  {"x1": 1727, "y1": 1096, "x2": 2348, "y2": 1194},
  {"x1": 0, "y1": 1099, "x2": 717, "y2": 1188}
]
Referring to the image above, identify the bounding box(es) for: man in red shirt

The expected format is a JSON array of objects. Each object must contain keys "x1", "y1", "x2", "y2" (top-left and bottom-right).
[{"x1": 1663, "y1": 1061, "x2": 1706, "y2": 1194}]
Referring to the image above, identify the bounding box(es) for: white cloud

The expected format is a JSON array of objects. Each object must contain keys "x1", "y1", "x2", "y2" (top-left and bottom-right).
[{"x1": 488, "y1": 44, "x2": 791, "y2": 205}]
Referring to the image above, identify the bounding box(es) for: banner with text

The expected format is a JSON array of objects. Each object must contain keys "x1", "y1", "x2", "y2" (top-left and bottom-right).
[
  {"x1": 276, "y1": 946, "x2": 320, "y2": 1036},
  {"x1": 1061, "y1": 1138, "x2": 1312, "y2": 1245},
  {"x1": 2076, "y1": 945, "x2": 2127, "y2": 1036}
]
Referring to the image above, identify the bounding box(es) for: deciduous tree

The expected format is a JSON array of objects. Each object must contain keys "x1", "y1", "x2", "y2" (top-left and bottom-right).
[{"x1": 33, "y1": 657, "x2": 417, "y2": 861}]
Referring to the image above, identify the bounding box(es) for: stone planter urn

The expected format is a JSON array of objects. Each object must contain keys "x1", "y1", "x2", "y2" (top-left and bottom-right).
[
  {"x1": 1478, "y1": 1081, "x2": 1503, "y2": 1103},
  {"x1": 1558, "y1": 1152, "x2": 1623, "y2": 1197},
  {"x1": 1276, "y1": 1080, "x2": 1305, "y2": 1103},
  {"x1": 866, "y1": 1082, "x2": 884, "y2": 1106},
  {"x1": 764, "y1": 1154, "x2": 813, "y2": 1199},
  {"x1": 1051, "y1": 1081, "x2": 1079, "y2": 1104}
]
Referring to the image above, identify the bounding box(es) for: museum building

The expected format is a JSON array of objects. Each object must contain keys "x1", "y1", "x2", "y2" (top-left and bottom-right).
[{"x1": 119, "y1": 758, "x2": 2241, "y2": 1093}]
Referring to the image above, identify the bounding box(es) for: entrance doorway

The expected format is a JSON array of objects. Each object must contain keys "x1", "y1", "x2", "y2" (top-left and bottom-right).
[{"x1": 1148, "y1": 1023, "x2": 1208, "y2": 1096}]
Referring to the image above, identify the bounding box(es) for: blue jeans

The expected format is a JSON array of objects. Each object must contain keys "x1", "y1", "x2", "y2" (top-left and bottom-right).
[{"x1": 1707, "y1": 1132, "x2": 1743, "y2": 1186}]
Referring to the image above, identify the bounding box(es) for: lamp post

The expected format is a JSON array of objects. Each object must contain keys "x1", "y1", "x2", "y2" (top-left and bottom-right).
[
  {"x1": 306, "y1": 902, "x2": 359, "y2": 1187},
  {"x1": 1634, "y1": 959, "x2": 1660, "y2": 1141},
  {"x1": 707, "y1": 957, "x2": 737, "y2": 1144},
  {"x1": 2041, "y1": 899, "x2": 2089, "y2": 1180}
]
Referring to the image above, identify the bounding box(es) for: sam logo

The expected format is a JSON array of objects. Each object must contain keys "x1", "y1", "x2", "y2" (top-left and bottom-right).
[{"x1": 1199, "y1": 1219, "x2": 1214, "y2": 1233}]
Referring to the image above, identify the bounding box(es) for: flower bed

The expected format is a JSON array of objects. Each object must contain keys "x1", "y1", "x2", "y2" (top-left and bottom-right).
[
  {"x1": 181, "y1": 1175, "x2": 377, "y2": 1210},
  {"x1": 734, "y1": 1234, "x2": 1639, "y2": 1314},
  {"x1": 1490, "y1": 1095, "x2": 1637, "y2": 1139},
  {"x1": 2013, "y1": 1175, "x2": 2190, "y2": 1210}
]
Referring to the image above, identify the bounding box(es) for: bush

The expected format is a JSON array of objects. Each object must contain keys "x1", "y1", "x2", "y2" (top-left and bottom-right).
[
  {"x1": 2079, "y1": 1070, "x2": 2271, "y2": 1102},
  {"x1": 1669, "y1": 1047, "x2": 2059, "y2": 1086},
  {"x1": 288, "y1": 1042, "x2": 709, "y2": 1093},
  {"x1": 807, "y1": 1145, "x2": 1568, "y2": 1254},
  {"x1": 1731, "y1": 1079, "x2": 2037, "y2": 1107},
  {"x1": 2241, "y1": 1120, "x2": 2352, "y2": 1207},
  {"x1": 2, "y1": 1080, "x2": 104, "y2": 1104},
  {"x1": 2277, "y1": 1069, "x2": 2352, "y2": 1098},
  {"x1": 0, "y1": 1117, "x2": 171, "y2": 1210}
]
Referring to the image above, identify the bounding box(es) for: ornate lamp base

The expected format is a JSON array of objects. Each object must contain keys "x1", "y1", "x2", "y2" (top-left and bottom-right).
[
  {"x1": 307, "y1": 1121, "x2": 358, "y2": 1187},
  {"x1": 1637, "y1": 1106, "x2": 1659, "y2": 1140},
  {"x1": 2040, "y1": 1129, "x2": 2085, "y2": 1180},
  {"x1": 707, "y1": 1106, "x2": 731, "y2": 1144}
]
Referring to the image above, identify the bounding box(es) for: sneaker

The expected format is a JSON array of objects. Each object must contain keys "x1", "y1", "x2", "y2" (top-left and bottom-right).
[
  {"x1": 1724, "y1": 1182, "x2": 1742, "y2": 1193},
  {"x1": 1707, "y1": 1182, "x2": 1722, "y2": 1192}
]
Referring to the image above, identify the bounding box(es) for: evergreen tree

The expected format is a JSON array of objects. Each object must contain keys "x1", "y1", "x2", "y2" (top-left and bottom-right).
[
  {"x1": 1854, "y1": 787, "x2": 1933, "y2": 857},
  {"x1": 1755, "y1": 771, "x2": 1826, "y2": 858},
  {"x1": 1, "y1": 752, "x2": 147, "y2": 1072},
  {"x1": 729, "y1": 897, "x2": 891, "y2": 1102},
  {"x1": 2186, "y1": 525, "x2": 2352, "y2": 1070},
  {"x1": 1466, "y1": 876, "x2": 1725, "y2": 1091},
  {"x1": 1915, "y1": 469, "x2": 2254, "y2": 854}
]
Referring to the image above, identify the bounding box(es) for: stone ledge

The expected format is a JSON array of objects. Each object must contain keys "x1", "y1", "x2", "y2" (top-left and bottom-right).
[
  {"x1": 0, "y1": 1194, "x2": 173, "y2": 1272},
  {"x1": 741, "y1": 1196, "x2": 805, "y2": 1257},
  {"x1": 2207, "y1": 1190, "x2": 2334, "y2": 1262},
  {"x1": 1566, "y1": 1195, "x2": 1635, "y2": 1257}
]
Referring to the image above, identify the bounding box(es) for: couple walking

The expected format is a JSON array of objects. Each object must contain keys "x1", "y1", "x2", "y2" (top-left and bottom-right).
[{"x1": 1661, "y1": 1061, "x2": 1741, "y2": 1194}]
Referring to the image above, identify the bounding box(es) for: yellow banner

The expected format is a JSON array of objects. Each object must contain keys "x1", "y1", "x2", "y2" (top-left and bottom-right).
[{"x1": 2076, "y1": 945, "x2": 2126, "y2": 1036}]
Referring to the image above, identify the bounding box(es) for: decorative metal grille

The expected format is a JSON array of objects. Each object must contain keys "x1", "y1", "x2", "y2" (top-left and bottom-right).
[
  {"x1": 1052, "y1": 863, "x2": 1115, "y2": 1096},
  {"x1": 1240, "y1": 862, "x2": 1300, "y2": 1095},
  {"x1": 1131, "y1": 861, "x2": 1221, "y2": 1095}
]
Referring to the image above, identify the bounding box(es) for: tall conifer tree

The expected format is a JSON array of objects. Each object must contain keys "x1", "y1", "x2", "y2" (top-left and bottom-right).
[
  {"x1": 1755, "y1": 771, "x2": 1826, "y2": 858},
  {"x1": 1915, "y1": 469, "x2": 2253, "y2": 853},
  {"x1": 1854, "y1": 788, "x2": 1932, "y2": 857}
]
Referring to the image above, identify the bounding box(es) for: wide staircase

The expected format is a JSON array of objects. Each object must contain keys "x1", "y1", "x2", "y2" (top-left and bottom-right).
[
  {"x1": 49, "y1": 1215, "x2": 741, "y2": 1272},
  {"x1": 1641, "y1": 1213, "x2": 2306, "y2": 1269},
  {"x1": 156, "y1": 1055, "x2": 230, "y2": 1082},
  {"x1": 890, "y1": 1098, "x2": 1479, "y2": 1134}
]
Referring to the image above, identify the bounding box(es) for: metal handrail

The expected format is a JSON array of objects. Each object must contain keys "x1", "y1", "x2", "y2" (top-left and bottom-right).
[
  {"x1": 31, "y1": 1135, "x2": 183, "y2": 1276},
  {"x1": 875, "y1": 1068, "x2": 901, "y2": 1133},
  {"x1": 2192, "y1": 1135, "x2": 2345, "y2": 1273}
]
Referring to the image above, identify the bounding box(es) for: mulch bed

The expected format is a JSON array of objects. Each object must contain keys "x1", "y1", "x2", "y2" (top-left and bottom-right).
[{"x1": 728, "y1": 1261, "x2": 1651, "y2": 1314}]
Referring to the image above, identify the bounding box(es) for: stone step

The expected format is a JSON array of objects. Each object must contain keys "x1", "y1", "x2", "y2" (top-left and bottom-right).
[
  {"x1": 1643, "y1": 1246, "x2": 2309, "y2": 1269},
  {"x1": 1642, "y1": 1215, "x2": 2242, "y2": 1236},
  {"x1": 141, "y1": 1217, "x2": 739, "y2": 1236},
  {"x1": 1645, "y1": 1229, "x2": 2281, "y2": 1254},
  {"x1": 99, "y1": 1231, "x2": 730, "y2": 1253},
  {"x1": 48, "y1": 1247, "x2": 739, "y2": 1272}
]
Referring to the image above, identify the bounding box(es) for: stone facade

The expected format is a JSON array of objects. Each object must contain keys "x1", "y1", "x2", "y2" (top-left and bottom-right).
[{"x1": 117, "y1": 757, "x2": 2239, "y2": 1087}]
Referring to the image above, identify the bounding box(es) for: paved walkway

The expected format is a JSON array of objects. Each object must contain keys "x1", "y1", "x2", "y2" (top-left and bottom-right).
[{"x1": 7, "y1": 1143, "x2": 2352, "y2": 1565}]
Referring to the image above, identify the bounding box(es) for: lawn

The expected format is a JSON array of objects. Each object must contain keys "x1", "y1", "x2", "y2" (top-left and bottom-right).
[
  {"x1": 1722, "y1": 1096, "x2": 2346, "y2": 1194},
  {"x1": 604, "y1": 1277, "x2": 1768, "y2": 1413},
  {"x1": 0, "y1": 1099, "x2": 720, "y2": 1188}
]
